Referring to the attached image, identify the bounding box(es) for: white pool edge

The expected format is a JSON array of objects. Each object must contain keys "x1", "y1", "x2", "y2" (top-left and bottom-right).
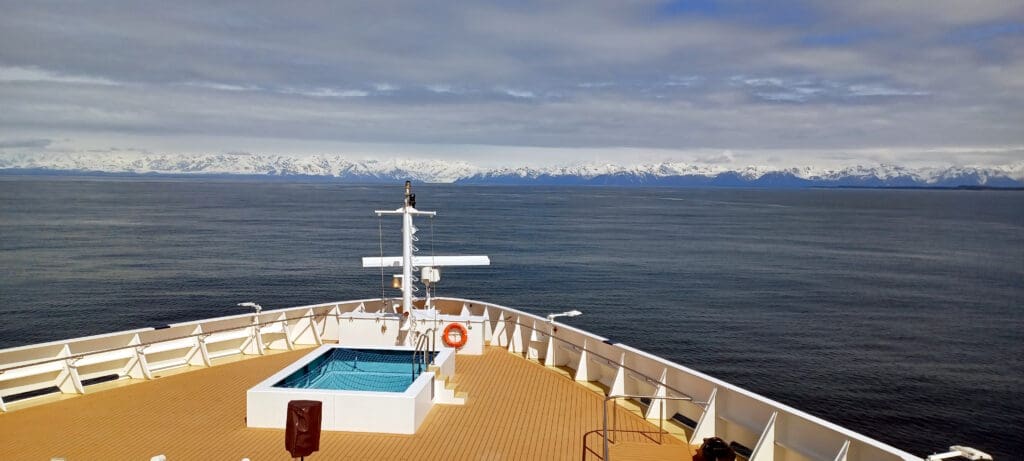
[{"x1": 246, "y1": 344, "x2": 451, "y2": 434}]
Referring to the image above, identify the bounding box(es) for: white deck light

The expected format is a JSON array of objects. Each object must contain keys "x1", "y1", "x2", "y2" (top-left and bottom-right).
[
  {"x1": 926, "y1": 446, "x2": 992, "y2": 461},
  {"x1": 237, "y1": 302, "x2": 262, "y2": 314},
  {"x1": 546, "y1": 310, "x2": 582, "y2": 322}
]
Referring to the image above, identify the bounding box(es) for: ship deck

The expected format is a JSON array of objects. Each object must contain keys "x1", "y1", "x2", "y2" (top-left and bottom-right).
[{"x1": 0, "y1": 345, "x2": 694, "y2": 460}]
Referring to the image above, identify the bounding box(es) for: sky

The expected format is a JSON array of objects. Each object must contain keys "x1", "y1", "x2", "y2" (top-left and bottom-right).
[{"x1": 1, "y1": 0, "x2": 1022, "y2": 168}]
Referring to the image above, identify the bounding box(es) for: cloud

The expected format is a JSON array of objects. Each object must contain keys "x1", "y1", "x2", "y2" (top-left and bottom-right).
[
  {"x1": 0, "y1": 138, "x2": 52, "y2": 149},
  {"x1": 846, "y1": 84, "x2": 929, "y2": 97},
  {"x1": 498, "y1": 87, "x2": 535, "y2": 99},
  {"x1": 0, "y1": 0, "x2": 1020, "y2": 167},
  {"x1": 732, "y1": 75, "x2": 929, "y2": 102},
  {"x1": 0, "y1": 66, "x2": 120, "y2": 86},
  {"x1": 281, "y1": 87, "x2": 369, "y2": 98},
  {"x1": 694, "y1": 150, "x2": 735, "y2": 164},
  {"x1": 183, "y1": 81, "x2": 260, "y2": 92},
  {"x1": 826, "y1": 1, "x2": 1022, "y2": 27},
  {"x1": 663, "y1": 76, "x2": 703, "y2": 87},
  {"x1": 426, "y1": 84, "x2": 457, "y2": 94}
]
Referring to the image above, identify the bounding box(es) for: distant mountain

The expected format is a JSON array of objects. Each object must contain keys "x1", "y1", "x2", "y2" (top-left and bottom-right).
[
  {"x1": 1, "y1": 152, "x2": 1022, "y2": 188},
  {"x1": 0, "y1": 153, "x2": 477, "y2": 183},
  {"x1": 455, "y1": 162, "x2": 1024, "y2": 188}
]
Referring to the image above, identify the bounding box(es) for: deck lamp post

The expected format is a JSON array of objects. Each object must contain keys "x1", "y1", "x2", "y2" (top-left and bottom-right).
[
  {"x1": 926, "y1": 446, "x2": 992, "y2": 461},
  {"x1": 546, "y1": 310, "x2": 582, "y2": 322},
  {"x1": 546, "y1": 310, "x2": 582, "y2": 334},
  {"x1": 543, "y1": 310, "x2": 581, "y2": 366},
  {"x1": 238, "y1": 302, "x2": 265, "y2": 353},
  {"x1": 238, "y1": 302, "x2": 263, "y2": 314}
]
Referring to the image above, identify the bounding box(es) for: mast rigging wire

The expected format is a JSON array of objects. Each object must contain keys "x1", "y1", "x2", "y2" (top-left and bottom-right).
[{"x1": 378, "y1": 216, "x2": 386, "y2": 307}]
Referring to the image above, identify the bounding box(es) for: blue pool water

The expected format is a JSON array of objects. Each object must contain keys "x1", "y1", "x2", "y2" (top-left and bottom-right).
[{"x1": 275, "y1": 348, "x2": 433, "y2": 392}]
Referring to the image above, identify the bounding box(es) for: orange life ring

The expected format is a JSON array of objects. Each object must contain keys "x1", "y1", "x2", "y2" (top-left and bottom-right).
[{"x1": 442, "y1": 323, "x2": 469, "y2": 349}]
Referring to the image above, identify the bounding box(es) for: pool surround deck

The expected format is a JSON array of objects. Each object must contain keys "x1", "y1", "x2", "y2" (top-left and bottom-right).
[{"x1": 0, "y1": 345, "x2": 693, "y2": 460}]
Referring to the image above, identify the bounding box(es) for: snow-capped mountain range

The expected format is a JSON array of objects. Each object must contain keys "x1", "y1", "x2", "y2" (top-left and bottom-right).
[{"x1": 1, "y1": 153, "x2": 1022, "y2": 188}]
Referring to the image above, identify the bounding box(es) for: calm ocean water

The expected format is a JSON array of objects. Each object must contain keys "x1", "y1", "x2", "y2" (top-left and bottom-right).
[{"x1": 1, "y1": 177, "x2": 1021, "y2": 457}]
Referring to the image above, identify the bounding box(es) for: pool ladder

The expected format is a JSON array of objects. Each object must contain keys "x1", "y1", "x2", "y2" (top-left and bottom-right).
[{"x1": 412, "y1": 328, "x2": 434, "y2": 379}]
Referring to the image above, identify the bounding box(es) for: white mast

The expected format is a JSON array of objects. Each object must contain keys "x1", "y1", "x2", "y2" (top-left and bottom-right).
[
  {"x1": 401, "y1": 199, "x2": 414, "y2": 311},
  {"x1": 373, "y1": 181, "x2": 434, "y2": 313},
  {"x1": 366, "y1": 181, "x2": 489, "y2": 313}
]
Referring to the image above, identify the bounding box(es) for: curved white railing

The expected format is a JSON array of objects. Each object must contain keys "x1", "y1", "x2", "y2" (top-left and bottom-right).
[
  {"x1": 0, "y1": 296, "x2": 924, "y2": 461},
  {"x1": 435, "y1": 297, "x2": 923, "y2": 461}
]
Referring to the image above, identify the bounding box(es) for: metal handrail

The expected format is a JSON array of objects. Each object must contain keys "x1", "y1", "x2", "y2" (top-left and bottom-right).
[
  {"x1": 499, "y1": 316, "x2": 703, "y2": 408},
  {"x1": 412, "y1": 328, "x2": 434, "y2": 379},
  {"x1": 602, "y1": 394, "x2": 695, "y2": 461},
  {"x1": 0, "y1": 312, "x2": 328, "y2": 374},
  {"x1": 423, "y1": 327, "x2": 435, "y2": 358},
  {"x1": 4, "y1": 305, "x2": 702, "y2": 410}
]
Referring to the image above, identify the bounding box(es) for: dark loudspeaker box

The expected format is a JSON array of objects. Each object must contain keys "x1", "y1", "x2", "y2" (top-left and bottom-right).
[{"x1": 285, "y1": 400, "x2": 322, "y2": 458}]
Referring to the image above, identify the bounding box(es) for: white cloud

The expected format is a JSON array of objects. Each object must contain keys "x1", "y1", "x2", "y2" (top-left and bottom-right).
[
  {"x1": 846, "y1": 84, "x2": 929, "y2": 97},
  {"x1": 664, "y1": 76, "x2": 702, "y2": 87},
  {"x1": 740, "y1": 77, "x2": 785, "y2": 87},
  {"x1": 694, "y1": 150, "x2": 735, "y2": 164},
  {"x1": 426, "y1": 84, "x2": 456, "y2": 94},
  {"x1": 183, "y1": 81, "x2": 259, "y2": 92},
  {"x1": 281, "y1": 87, "x2": 369, "y2": 98},
  {"x1": 499, "y1": 87, "x2": 535, "y2": 99},
  {"x1": 0, "y1": 66, "x2": 120, "y2": 86}
]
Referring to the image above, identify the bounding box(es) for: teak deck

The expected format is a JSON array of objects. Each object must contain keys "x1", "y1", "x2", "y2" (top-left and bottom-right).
[{"x1": 0, "y1": 346, "x2": 694, "y2": 460}]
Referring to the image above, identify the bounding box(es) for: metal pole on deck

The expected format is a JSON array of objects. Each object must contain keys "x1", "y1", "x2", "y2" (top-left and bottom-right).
[{"x1": 603, "y1": 399, "x2": 610, "y2": 460}]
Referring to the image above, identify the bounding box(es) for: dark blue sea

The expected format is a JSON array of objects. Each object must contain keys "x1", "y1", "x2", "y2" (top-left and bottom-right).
[{"x1": 1, "y1": 176, "x2": 1021, "y2": 457}]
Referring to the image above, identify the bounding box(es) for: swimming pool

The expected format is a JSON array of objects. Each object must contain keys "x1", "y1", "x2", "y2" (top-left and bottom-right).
[
  {"x1": 275, "y1": 348, "x2": 436, "y2": 393},
  {"x1": 247, "y1": 344, "x2": 456, "y2": 434}
]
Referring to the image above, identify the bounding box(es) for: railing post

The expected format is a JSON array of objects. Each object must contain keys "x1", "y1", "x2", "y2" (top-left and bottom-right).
[
  {"x1": 833, "y1": 440, "x2": 850, "y2": 461},
  {"x1": 749, "y1": 411, "x2": 778, "y2": 461},
  {"x1": 659, "y1": 395, "x2": 664, "y2": 444},
  {"x1": 603, "y1": 397, "x2": 610, "y2": 461},
  {"x1": 135, "y1": 346, "x2": 153, "y2": 380},
  {"x1": 196, "y1": 334, "x2": 212, "y2": 367},
  {"x1": 65, "y1": 359, "x2": 85, "y2": 394},
  {"x1": 690, "y1": 387, "x2": 717, "y2": 445},
  {"x1": 282, "y1": 319, "x2": 294, "y2": 350},
  {"x1": 311, "y1": 310, "x2": 324, "y2": 346},
  {"x1": 252, "y1": 315, "x2": 265, "y2": 355},
  {"x1": 612, "y1": 397, "x2": 617, "y2": 444}
]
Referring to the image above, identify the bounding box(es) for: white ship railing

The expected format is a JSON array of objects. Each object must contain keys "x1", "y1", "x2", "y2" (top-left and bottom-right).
[
  {"x1": 438, "y1": 296, "x2": 924, "y2": 461},
  {"x1": 0, "y1": 296, "x2": 925, "y2": 461},
  {"x1": 0, "y1": 298, "x2": 362, "y2": 412}
]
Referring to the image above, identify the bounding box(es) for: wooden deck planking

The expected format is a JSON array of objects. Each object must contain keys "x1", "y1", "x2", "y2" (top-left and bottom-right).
[
  {"x1": 0, "y1": 346, "x2": 690, "y2": 460},
  {"x1": 608, "y1": 442, "x2": 694, "y2": 461}
]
